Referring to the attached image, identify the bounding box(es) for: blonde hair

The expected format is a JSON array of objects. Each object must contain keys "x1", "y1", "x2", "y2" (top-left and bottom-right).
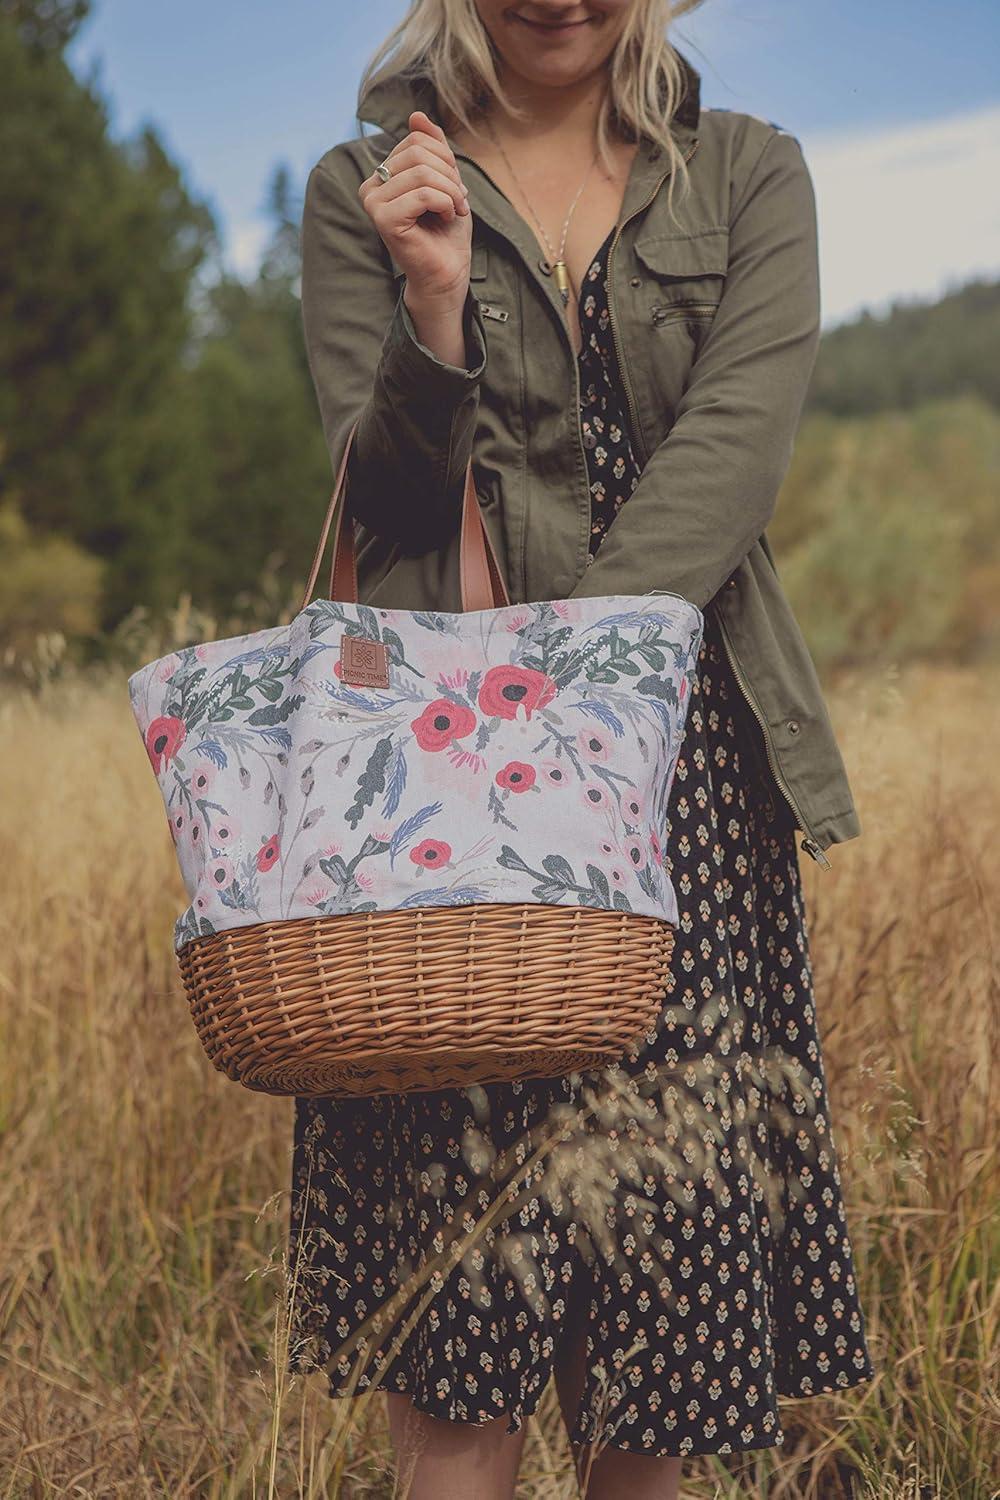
[{"x1": 356, "y1": 0, "x2": 706, "y2": 223}]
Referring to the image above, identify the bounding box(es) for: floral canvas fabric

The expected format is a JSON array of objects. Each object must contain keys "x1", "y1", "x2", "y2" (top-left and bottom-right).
[{"x1": 127, "y1": 593, "x2": 704, "y2": 952}]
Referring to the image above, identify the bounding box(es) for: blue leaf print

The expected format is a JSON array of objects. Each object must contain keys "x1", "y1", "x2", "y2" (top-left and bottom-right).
[
  {"x1": 383, "y1": 743, "x2": 408, "y2": 818},
  {"x1": 389, "y1": 802, "x2": 443, "y2": 866},
  {"x1": 395, "y1": 885, "x2": 493, "y2": 908},
  {"x1": 196, "y1": 739, "x2": 228, "y2": 769},
  {"x1": 222, "y1": 643, "x2": 291, "y2": 668},
  {"x1": 254, "y1": 727, "x2": 293, "y2": 749},
  {"x1": 326, "y1": 684, "x2": 390, "y2": 712},
  {"x1": 571, "y1": 700, "x2": 626, "y2": 737}
]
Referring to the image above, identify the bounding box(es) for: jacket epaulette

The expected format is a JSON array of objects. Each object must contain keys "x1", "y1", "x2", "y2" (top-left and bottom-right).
[{"x1": 702, "y1": 105, "x2": 800, "y2": 145}]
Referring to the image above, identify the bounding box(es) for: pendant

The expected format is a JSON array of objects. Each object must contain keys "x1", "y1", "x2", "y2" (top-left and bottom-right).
[{"x1": 553, "y1": 259, "x2": 571, "y2": 307}]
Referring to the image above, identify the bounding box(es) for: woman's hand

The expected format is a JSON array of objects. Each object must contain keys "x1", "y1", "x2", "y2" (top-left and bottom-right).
[{"x1": 358, "y1": 109, "x2": 472, "y2": 318}]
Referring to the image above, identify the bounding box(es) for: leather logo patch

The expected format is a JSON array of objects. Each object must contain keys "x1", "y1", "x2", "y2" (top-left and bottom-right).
[{"x1": 340, "y1": 633, "x2": 389, "y2": 688}]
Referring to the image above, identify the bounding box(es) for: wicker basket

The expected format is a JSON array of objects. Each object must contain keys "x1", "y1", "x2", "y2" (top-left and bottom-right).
[{"x1": 177, "y1": 902, "x2": 674, "y2": 1098}]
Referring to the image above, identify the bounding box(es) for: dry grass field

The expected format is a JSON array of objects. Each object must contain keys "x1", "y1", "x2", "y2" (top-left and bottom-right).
[{"x1": 1, "y1": 643, "x2": 997, "y2": 1498}]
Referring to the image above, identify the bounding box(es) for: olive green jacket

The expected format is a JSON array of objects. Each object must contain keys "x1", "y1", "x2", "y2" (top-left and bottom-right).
[{"x1": 298, "y1": 52, "x2": 862, "y2": 868}]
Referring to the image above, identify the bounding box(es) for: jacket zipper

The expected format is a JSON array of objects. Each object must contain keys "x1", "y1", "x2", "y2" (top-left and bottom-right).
[{"x1": 651, "y1": 301, "x2": 718, "y2": 327}]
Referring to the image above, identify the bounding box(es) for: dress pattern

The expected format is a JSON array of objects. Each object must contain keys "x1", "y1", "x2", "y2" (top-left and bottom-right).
[{"x1": 285, "y1": 227, "x2": 874, "y2": 1458}]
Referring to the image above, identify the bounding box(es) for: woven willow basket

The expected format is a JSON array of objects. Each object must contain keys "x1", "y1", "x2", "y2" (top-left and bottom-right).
[{"x1": 177, "y1": 903, "x2": 674, "y2": 1098}]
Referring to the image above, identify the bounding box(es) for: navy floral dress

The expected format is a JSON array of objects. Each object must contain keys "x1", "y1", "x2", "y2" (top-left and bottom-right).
[{"x1": 286, "y1": 226, "x2": 874, "y2": 1458}]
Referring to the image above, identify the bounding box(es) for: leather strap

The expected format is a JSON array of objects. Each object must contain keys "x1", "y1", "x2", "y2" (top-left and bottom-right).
[{"x1": 300, "y1": 417, "x2": 511, "y2": 614}]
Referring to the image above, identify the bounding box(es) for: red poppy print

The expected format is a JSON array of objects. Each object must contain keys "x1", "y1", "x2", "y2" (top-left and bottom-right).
[
  {"x1": 478, "y1": 665, "x2": 556, "y2": 721},
  {"x1": 257, "y1": 834, "x2": 280, "y2": 872},
  {"x1": 411, "y1": 699, "x2": 477, "y2": 752},
  {"x1": 145, "y1": 714, "x2": 186, "y2": 773},
  {"x1": 409, "y1": 838, "x2": 452, "y2": 869},
  {"x1": 495, "y1": 761, "x2": 536, "y2": 793}
]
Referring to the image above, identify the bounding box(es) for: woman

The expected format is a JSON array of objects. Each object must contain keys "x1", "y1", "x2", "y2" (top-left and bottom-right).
[{"x1": 287, "y1": 2, "x2": 874, "y2": 1496}]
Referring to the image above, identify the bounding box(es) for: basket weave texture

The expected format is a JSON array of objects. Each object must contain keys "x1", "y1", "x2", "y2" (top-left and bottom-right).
[{"x1": 178, "y1": 902, "x2": 674, "y2": 1098}]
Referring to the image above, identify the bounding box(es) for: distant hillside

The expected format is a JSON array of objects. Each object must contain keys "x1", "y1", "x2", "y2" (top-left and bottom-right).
[
  {"x1": 806, "y1": 277, "x2": 1000, "y2": 418},
  {"x1": 773, "y1": 394, "x2": 1000, "y2": 671}
]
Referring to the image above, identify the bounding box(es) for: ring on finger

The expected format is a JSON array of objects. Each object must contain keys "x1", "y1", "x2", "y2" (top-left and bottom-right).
[{"x1": 374, "y1": 158, "x2": 393, "y2": 184}]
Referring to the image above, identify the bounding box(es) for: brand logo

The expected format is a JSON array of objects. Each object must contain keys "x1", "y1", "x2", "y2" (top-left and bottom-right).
[{"x1": 340, "y1": 633, "x2": 390, "y2": 688}]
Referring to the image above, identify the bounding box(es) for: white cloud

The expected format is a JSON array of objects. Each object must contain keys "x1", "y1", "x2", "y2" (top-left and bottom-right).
[
  {"x1": 802, "y1": 104, "x2": 1000, "y2": 328},
  {"x1": 226, "y1": 218, "x2": 272, "y2": 279}
]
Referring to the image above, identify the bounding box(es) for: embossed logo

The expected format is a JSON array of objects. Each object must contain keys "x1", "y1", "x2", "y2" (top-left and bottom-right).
[{"x1": 340, "y1": 633, "x2": 389, "y2": 688}]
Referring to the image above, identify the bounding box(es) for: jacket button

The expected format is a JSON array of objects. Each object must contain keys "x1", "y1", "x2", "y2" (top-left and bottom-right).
[
  {"x1": 629, "y1": 276, "x2": 641, "y2": 288},
  {"x1": 538, "y1": 258, "x2": 552, "y2": 275},
  {"x1": 726, "y1": 576, "x2": 737, "y2": 589},
  {"x1": 787, "y1": 719, "x2": 801, "y2": 735}
]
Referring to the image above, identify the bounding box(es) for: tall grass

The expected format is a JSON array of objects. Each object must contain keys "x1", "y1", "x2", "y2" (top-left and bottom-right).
[{"x1": 0, "y1": 641, "x2": 997, "y2": 1497}]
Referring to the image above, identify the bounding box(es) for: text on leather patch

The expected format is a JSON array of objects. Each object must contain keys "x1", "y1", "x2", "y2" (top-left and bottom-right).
[{"x1": 340, "y1": 634, "x2": 389, "y2": 688}]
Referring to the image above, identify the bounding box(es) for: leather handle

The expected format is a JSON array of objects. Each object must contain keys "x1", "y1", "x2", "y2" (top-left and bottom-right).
[{"x1": 300, "y1": 417, "x2": 511, "y2": 614}]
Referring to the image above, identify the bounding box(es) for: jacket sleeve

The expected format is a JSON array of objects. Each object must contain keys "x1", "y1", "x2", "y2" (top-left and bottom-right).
[
  {"x1": 300, "y1": 151, "x2": 489, "y2": 555},
  {"x1": 567, "y1": 128, "x2": 821, "y2": 611}
]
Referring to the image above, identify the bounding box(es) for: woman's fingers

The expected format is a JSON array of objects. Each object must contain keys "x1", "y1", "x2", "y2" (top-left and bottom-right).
[
  {"x1": 361, "y1": 158, "x2": 469, "y2": 218},
  {"x1": 362, "y1": 110, "x2": 468, "y2": 200},
  {"x1": 373, "y1": 179, "x2": 466, "y2": 228}
]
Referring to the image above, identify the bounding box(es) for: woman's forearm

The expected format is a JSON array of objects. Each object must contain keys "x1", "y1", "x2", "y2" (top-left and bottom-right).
[
  {"x1": 299, "y1": 154, "x2": 488, "y2": 555},
  {"x1": 403, "y1": 287, "x2": 471, "y2": 371}
]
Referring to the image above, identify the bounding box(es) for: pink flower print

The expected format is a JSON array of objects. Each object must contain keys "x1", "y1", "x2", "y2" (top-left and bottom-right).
[
  {"x1": 321, "y1": 840, "x2": 343, "y2": 857},
  {"x1": 409, "y1": 838, "x2": 451, "y2": 869},
  {"x1": 194, "y1": 892, "x2": 211, "y2": 913},
  {"x1": 539, "y1": 759, "x2": 570, "y2": 789},
  {"x1": 155, "y1": 652, "x2": 180, "y2": 683},
  {"x1": 437, "y1": 665, "x2": 472, "y2": 693},
  {"x1": 194, "y1": 644, "x2": 212, "y2": 662},
  {"x1": 649, "y1": 829, "x2": 663, "y2": 865},
  {"x1": 576, "y1": 725, "x2": 611, "y2": 762},
  {"x1": 411, "y1": 698, "x2": 477, "y2": 751},
  {"x1": 303, "y1": 885, "x2": 330, "y2": 906},
  {"x1": 169, "y1": 807, "x2": 186, "y2": 841},
  {"x1": 145, "y1": 714, "x2": 186, "y2": 773},
  {"x1": 370, "y1": 826, "x2": 394, "y2": 844},
  {"x1": 257, "y1": 834, "x2": 280, "y2": 873},
  {"x1": 621, "y1": 791, "x2": 645, "y2": 825},
  {"x1": 609, "y1": 864, "x2": 627, "y2": 887},
  {"x1": 680, "y1": 675, "x2": 687, "y2": 701},
  {"x1": 332, "y1": 659, "x2": 343, "y2": 678},
  {"x1": 190, "y1": 760, "x2": 216, "y2": 797},
  {"x1": 550, "y1": 600, "x2": 572, "y2": 618},
  {"x1": 579, "y1": 780, "x2": 610, "y2": 813},
  {"x1": 206, "y1": 856, "x2": 234, "y2": 891},
  {"x1": 495, "y1": 760, "x2": 536, "y2": 793},
  {"x1": 504, "y1": 610, "x2": 530, "y2": 633},
  {"x1": 356, "y1": 869, "x2": 377, "y2": 891},
  {"x1": 478, "y1": 665, "x2": 556, "y2": 721},
  {"x1": 623, "y1": 836, "x2": 647, "y2": 871},
  {"x1": 209, "y1": 814, "x2": 240, "y2": 848}
]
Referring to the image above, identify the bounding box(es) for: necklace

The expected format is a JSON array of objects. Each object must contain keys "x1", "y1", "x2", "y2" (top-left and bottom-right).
[{"x1": 483, "y1": 114, "x2": 601, "y2": 313}]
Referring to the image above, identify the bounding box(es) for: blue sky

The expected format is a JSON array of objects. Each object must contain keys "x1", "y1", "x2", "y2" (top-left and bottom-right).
[{"x1": 69, "y1": 1, "x2": 1000, "y2": 326}]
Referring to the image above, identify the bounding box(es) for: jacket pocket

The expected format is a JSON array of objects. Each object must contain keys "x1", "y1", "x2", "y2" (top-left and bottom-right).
[{"x1": 632, "y1": 227, "x2": 729, "y2": 321}]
